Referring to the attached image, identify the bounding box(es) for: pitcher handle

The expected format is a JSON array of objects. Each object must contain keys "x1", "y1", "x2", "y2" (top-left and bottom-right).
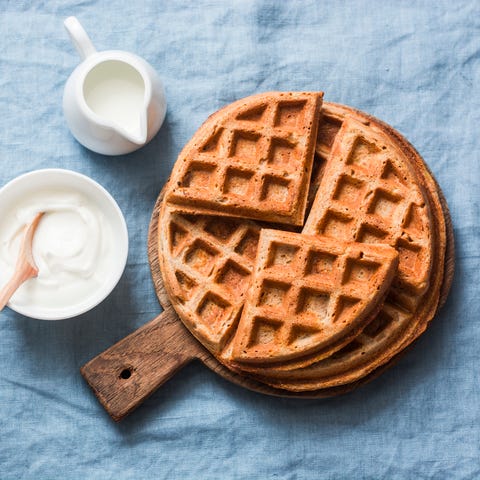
[{"x1": 64, "y1": 16, "x2": 97, "y2": 61}]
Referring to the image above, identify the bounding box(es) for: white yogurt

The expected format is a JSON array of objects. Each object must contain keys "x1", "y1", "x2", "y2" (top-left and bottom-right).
[{"x1": 0, "y1": 188, "x2": 115, "y2": 311}]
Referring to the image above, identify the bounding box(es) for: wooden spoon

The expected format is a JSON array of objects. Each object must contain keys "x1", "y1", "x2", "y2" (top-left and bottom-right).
[{"x1": 0, "y1": 212, "x2": 44, "y2": 311}]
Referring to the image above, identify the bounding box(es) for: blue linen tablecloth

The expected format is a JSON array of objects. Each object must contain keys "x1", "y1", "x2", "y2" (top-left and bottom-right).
[{"x1": 0, "y1": 1, "x2": 478, "y2": 478}]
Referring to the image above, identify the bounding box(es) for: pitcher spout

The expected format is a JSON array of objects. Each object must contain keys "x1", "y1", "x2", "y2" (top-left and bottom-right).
[
  {"x1": 119, "y1": 108, "x2": 148, "y2": 146},
  {"x1": 127, "y1": 131, "x2": 147, "y2": 146}
]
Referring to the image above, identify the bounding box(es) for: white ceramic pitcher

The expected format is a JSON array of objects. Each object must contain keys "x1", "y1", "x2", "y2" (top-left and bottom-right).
[{"x1": 63, "y1": 17, "x2": 167, "y2": 155}]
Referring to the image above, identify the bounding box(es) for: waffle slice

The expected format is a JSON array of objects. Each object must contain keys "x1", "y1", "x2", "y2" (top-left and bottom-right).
[
  {"x1": 304, "y1": 114, "x2": 432, "y2": 295},
  {"x1": 159, "y1": 205, "x2": 262, "y2": 353},
  {"x1": 166, "y1": 92, "x2": 323, "y2": 226},
  {"x1": 230, "y1": 229, "x2": 398, "y2": 364}
]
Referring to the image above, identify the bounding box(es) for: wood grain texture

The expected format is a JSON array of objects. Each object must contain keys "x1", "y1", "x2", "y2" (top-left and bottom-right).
[{"x1": 81, "y1": 103, "x2": 455, "y2": 421}]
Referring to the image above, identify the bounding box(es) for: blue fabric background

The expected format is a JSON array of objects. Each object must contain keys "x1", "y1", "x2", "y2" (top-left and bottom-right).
[{"x1": 0, "y1": 1, "x2": 478, "y2": 478}]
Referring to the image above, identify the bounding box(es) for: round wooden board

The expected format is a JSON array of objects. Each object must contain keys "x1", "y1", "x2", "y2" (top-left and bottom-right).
[{"x1": 80, "y1": 105, "x2": 455, "y2": 421}]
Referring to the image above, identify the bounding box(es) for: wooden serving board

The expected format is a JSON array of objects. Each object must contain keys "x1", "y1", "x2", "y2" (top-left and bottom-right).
[{"x1": 80, "y1": 186, "x2": 454, "y2": 421}]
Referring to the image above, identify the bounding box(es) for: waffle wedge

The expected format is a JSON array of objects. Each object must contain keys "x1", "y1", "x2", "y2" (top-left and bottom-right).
[
  {"x1": 230, "y1": 229, "x2": 398, "y2": 364},
  {"x1": 160, "y1": 207, "x2": 262, "y2": 354},
  {"x1": 166, "y1": 92, "x2": 323, "y2": 226}
]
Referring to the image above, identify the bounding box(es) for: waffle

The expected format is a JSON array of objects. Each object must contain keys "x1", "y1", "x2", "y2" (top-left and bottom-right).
[
  {"x1": 305, "y1": 115, "x2": 432, "y2": 295},
  {"x1": 158, "y1": 97, "x2": 448, "y2": 393},
  {"x1": 160, "y1": 206, "x2": 262, "y2": 353},
  {"x1": 230, "y1": 229, "x2": 398, "y2": 364},
  {"x1": 165, "y1": 92, "x2": 323, "y2": 226}
]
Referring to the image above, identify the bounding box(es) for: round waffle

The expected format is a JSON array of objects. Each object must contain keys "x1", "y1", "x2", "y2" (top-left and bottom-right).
[{"x1": 158, "y1": 94, "x2": 449, "y2": 391}]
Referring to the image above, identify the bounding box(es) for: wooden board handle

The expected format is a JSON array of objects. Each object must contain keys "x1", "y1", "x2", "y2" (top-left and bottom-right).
[{"x1": 81, "y1": 308, "x2": 196, "y2": 421}]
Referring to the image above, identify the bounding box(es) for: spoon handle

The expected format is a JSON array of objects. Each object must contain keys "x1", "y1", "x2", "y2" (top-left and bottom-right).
[
  {"x1": 0, "y1": 212, "x2": 43, "y2": 312},
  {"x1": 0, "y1": 266, "x2": 37, "y2": 311}
]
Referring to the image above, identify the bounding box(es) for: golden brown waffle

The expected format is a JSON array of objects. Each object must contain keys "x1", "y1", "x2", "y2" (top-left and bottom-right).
[
  {"x1": 165, "y1": 92, "x2": 323, "y2": 226},
  {"x1": 230, "y1": 229, "x2": 398, "y2": 364},
  {"x1": 158, "y1": 98, "x2": 448, "y2": 393},
  {"x1": 304, "y1": 115, "x2": 432, "y2": 296},
  {"x1": 160, "y1": 207, "x2": 261, "y2": 353}
]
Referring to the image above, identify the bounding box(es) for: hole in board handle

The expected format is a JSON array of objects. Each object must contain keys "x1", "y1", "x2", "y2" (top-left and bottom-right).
[{"x1": 119, "y1": 368, "x2": 132, "y2": 380}]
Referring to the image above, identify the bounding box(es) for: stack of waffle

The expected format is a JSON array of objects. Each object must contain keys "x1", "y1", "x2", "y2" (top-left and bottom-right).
[{"x1": 158, "y1": 92, "x2": 451, "y2": 394}]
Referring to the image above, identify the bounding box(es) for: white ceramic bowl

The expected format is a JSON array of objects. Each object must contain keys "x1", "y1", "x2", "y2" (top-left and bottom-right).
[{"x1": 0, "y1": 169, "x2": 128, "y2": 320}]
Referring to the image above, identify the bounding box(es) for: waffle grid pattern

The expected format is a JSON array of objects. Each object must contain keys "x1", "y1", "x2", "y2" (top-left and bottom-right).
[
  {"x1": 166, "y1": 211, "x2": 261, "y2": 352},
  {"x1": 232, "y1": 229, "x2": 398, "y2": 363},
  {"x1": 167, "y1": 93, "x2": 321, "y2": 225},
  {"x1": 304, "y1": 116, "x2": 432, "y2": 296}
]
